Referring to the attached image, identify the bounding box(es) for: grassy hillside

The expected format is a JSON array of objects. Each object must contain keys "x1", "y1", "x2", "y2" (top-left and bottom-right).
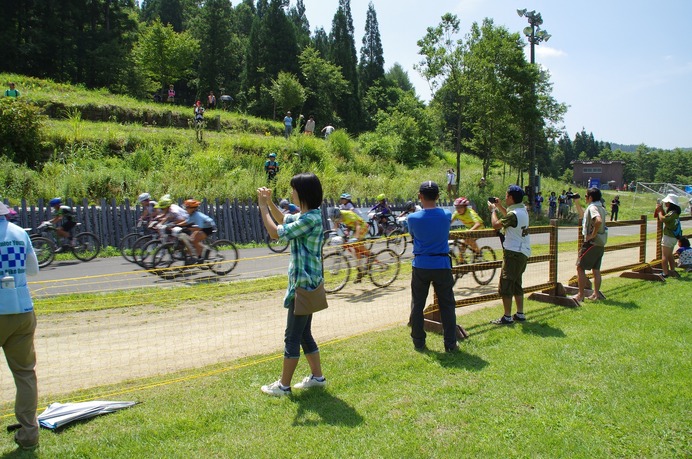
[{"x1": 1, "y1": 73, "x2": 665, "y2": 221}]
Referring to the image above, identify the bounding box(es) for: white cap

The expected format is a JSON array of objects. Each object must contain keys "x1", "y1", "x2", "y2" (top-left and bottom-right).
[{"x1": 0, "y1": 202, "x2": 9, "y2": 216}]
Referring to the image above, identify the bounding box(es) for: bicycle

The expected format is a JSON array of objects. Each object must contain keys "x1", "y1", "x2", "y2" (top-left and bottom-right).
[
  {"x1": 148, "y1": 231, "x2": 239, "y2": 277},
  {"x1": 322, "y1": 238, "x2": 401, "y2": 293},
  {"x1": 29, "y1": 222, "x2": 101, "y2": 268},
  {"x1": 119, "y1": 221, "x2": 156, "y2": 263},
  {"x1": 448, "y1": 238, "x2": 497, "y2": 286},
  {"x1": 364, "y1": 211, "x2": 408, "y2": 256},
  {"x1": 266, "y1": 234, "x2": 289, "y2": 253}
]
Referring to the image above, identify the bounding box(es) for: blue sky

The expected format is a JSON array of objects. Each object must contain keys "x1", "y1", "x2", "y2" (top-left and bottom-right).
[{"x1": 299, "y1": 0, "x2": 692, "y2": 150}]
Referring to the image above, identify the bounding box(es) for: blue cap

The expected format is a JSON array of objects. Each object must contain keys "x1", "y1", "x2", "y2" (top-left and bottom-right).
[{"x1": 508, "y1": 184, "x2": 523, "y2": 194}]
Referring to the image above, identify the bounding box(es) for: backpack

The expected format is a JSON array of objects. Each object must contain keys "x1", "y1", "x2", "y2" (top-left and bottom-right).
[{"x1": 672, "y1": 218, "x2": 682, "y2": 239}]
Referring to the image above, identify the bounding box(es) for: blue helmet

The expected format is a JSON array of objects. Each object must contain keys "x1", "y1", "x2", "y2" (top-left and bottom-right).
[
  {"x1": 340, "y1": 193, "x2": 352, "y2": 200},
  {"x1": 49, "y1": 197, "x2": 62, "y2": 207}
]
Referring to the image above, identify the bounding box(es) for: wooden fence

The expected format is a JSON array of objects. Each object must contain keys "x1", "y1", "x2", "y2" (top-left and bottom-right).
[{"x1": 3, "y1": 197, "x2": 459, "y2": 248}]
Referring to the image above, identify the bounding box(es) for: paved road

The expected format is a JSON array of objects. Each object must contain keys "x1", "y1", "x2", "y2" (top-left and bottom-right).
[{"x1": 30, "y1": 221, "x2": 659, "y2": 296}]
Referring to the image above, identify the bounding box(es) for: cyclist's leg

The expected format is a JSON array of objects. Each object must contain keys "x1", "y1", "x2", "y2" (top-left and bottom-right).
[
  {"x1": 467, "y1": 237, "x2": 479, "y2": 254},
  {"x1": 190, "y1": 228, "x2": 206, "y2": 257}
]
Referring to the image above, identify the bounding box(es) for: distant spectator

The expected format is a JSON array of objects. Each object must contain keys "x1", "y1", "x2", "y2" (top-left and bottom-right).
[
  {"x1": 167, "y1": 84, "x2": 175, "y2": 103},
  {"x1": 478, "y1": 177, "x2": 487, "y2": 190},
  {"x1": 534, "y1": 191, "x2": 544, "y2": 217},
  {"x1": 265, "y1": 153, "x2": 279, "y2": 183},
  {"x1": 566, "y1": 187, "x2": 574, "y2": 211},
  {"x1": 4, "y1": 82, "x2": 20, "y2": 98},
  {"x1": 207, "y1": 91, "x2": 216, "y2": 109},
  {"x1": 304, "y1": 115, "x2": 315, "y2": 136},
  {"x1": 548, "y1": 191, "x2": 557, "y2": 219},
  {"x1": 321, "y1": 124, "x2": 335, "y2": 138},
  {"x1": 446, "y1": 168, "x2": 456, "y2": 197},
  {"x1": 610, "y1": 195, "x2": 620, "y2": 221},
  {"x1": 283, "y1": 111, "x2": 293, "y2": 138}
]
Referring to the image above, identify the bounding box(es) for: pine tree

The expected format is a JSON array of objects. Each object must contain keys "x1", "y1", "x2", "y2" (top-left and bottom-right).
[
  {"x1": 329, "y1": 1, "x2": 361, "y2": 132},
  {"x1": 192, "y1": 0, "x2": 235, "y2": 101},
  {"x1": 359, "y1": 2, "x2": 384, "y2": 95}
]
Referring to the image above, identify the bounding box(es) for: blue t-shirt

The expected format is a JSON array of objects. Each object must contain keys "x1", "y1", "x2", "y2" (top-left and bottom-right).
[
  {"x1": 0, "y1": 220, "x2": 36, "y2": 314},
  {"x1": 186, "y1": 211, "x2": 215, "y2": 229},
  {"x1": 408, "y1": 207, "x2": 452, "y2": 269}
]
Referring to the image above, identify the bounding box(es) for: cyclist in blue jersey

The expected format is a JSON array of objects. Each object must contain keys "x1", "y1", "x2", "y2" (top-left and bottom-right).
[{"x1": 181, "y1": 199, "x2": 216, "y2": 261}]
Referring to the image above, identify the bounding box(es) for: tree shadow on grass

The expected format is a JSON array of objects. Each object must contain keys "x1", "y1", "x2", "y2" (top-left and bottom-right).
[
  {"x1": 517, "y1": 320, "x2": 566, "y2": 338},
  {"x1": 292, "y1": 390, "x2": 363, "y2": 427}
]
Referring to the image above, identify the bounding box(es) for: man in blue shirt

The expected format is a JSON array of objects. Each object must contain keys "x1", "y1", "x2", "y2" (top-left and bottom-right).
[
  {"x1": 408, "y1": 181, "x2": 459, "y2": 353},
  {"x1": 283, "y1": 111, "x2": 293, "y2": 138}
]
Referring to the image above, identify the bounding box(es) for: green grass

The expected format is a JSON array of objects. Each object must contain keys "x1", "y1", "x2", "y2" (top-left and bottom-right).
[{"x1": 2, "y1": 275, "x2": 689, "y2": 457}]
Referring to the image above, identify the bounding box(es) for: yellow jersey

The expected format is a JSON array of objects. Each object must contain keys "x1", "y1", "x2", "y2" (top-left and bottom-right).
[{"x1": 451, "y1": 208, "x2": 484, "y2": 229}]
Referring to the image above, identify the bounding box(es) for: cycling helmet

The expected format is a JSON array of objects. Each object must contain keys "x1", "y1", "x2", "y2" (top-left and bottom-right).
[
  {"x1": 156, "y1": 194, "x2": 173, "y2": 208},
  {"x1": 340, "y1": 193, "x2": 352, "y2": 200},
  {"x1": 49, "y1": 197, "x2": 62, "y2": 207},
  {"x1": 331, "y1": 208, "x2": 342, "y2": 220},
  {"x1": 138, "y1": 192, "x2": 151, "y2": 203},
  {"x1": 376, "y1": 193, "x2": 386, "y2": 201},
  {"x1": 268, "y1": 152, "x2": 277, "y2": 158},
  {"x1": 279, "y1": 199, "x2": 289, "y2": 209},
  {"x1": 405, "y1": 201, "x2": 416, "y2": 212},
  {"x1": 454, "y1": 197, "x2": 470, "y2": 207},
  {"x1": 184, "y1": 199, "x2": 200, "y2": 209}
]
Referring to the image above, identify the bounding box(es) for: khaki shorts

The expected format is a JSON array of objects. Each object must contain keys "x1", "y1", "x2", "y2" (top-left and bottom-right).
[
  {"x1": 577, "y1": 242, "x2": 605, "y2": 270},
  {"x1": 498, "y1": 250, "x2": 528, "y2": 297}
]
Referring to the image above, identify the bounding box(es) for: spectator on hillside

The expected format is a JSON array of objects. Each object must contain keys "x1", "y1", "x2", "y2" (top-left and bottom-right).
[
  {"x1": 490, "y1": 185, "x2": 531, "y2": 324},
  {"x1": 548, "y1": 191, "x2": 557, "y2": 219},
  {"x1": 4, "y1": 82, "x2": 20, "y2": 98},
  {"x1": 446, "y1": 169, "x2": 456, "y2": 197},
  {"x1": 478, "y1": 177, "x2": 487, "y2": 190},
  {"x1": 321, "y1": 124, "x2": 335, "y2": 138},
  {"x1": 207, "y1": 91, "x2": 216, "y2": 109},
  {"x1": 534, "y1": 191, "x2": 544, "y2": 217},
  {"x1": 167, "y1": 84, "x2": 175, "y2": 103},
  {"x1": 304, "y1": 115, "x2": 315, "y2": 136},
  {"x1": 283, "y1": 111, "x2": 293, "y2": 138},
  {"x1": 265, "y1": 153, "x2": 279, "y2": 183}
]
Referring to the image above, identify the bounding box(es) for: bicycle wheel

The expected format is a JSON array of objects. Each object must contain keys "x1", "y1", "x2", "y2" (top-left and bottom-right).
[
  {"x1": 71, "y1": 232, "x2": 101, "y2": 261},
  {"x1": 132, "y1": 235, "x2": 155, "y2": 266},
  {"x1": 322, "y1": 252, "x2": 350, "y2": 293},
  {"x1": 472, "y1": 246, "x2": 497, "y2": 286},
  {"x1": 450, "y1": 242, "x2": 473, "y2": 286},
  {"x1": 32, "y1": 237, "x2": 56, "y2": 268},
  {"x1": 386, "y1": 229, "x2": 407, "y2": 257},
  {"x1": 139, "y1": 239, "x2": 165, "y2": 269},
  {"x1": 266, "y1": 235, "x2": 289, "y2": 253},
  {"x1": 119, "y1": 232, "x2": 141, "y2": 263},
  {"x1": 150, "y1": 242, "x2": 188, "y2": 278},
  {"x1": 368, "y1": 248, "x2": 400, "y2": 288},
  {"x1": 208, "y1": 239, "x2": 239, "y2": 275}
]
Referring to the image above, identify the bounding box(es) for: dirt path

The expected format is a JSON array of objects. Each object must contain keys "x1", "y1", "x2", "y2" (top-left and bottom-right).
[{"x1": 0, "y1": 240, "x2": 658, "y2": 404}]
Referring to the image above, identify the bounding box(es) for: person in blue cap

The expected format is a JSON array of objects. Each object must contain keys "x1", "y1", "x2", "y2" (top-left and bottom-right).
[
  {"x1": 265, "y1": 153, "x2": 279, "y2": 183},
  {"x1": 489, "y1": 185, "x2": 531, "y2": 324}
]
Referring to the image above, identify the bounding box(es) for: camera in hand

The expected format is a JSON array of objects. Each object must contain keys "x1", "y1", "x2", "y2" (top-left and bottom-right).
[
  {"x1": 488, "y1": 197, "x2": 498, "y2": 204},
  {"x1": 572, "y1": 193, "x2": 580, "y2": 200}
]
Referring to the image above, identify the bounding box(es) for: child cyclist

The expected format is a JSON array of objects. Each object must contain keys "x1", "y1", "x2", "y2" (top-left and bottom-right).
[
  {"x1": 451, "y1": 197, "x2": 485, "y2": 253},
  {"x1": 330, "y1": 208, "x2": 372, "y2": 283},
  {"x1": 46, "y1": 198, "x2": 76, "y2": 250},
  {"x1": 181, "y1": 199, "x2": 216, "y2": 262}
]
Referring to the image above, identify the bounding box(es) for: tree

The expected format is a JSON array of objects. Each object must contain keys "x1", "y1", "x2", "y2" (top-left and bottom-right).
[
  {"x1": 190, "y1": 0, "x2": 236, "y2": 100},
  {"x1": 140, "y1": 0, "x2": 185, "y2": 32},
  {"x1": 385, "y1": 63, "x2": 414, "y2": 92},
  {"x1": 359, "y1": 2, "x2": 385, "y2": 95},
  {"x1": 133, "y1": 19, "x2": 200, "y2": 95},
  {"x1": 288, "y1": 0, "x2": 311, "y2": 51},
  {"x1": 298, "y1": 47, "x2": 350, "y2": 127},
  {"x1": 416, "y1": 13, "x2": 465, "y2": 187},
  {"x1": 329, "y1": 2, "x2": 361, "y2": 132},
  {"x1": 270, "y1": 72, "x2": 306, "y2": 116}
]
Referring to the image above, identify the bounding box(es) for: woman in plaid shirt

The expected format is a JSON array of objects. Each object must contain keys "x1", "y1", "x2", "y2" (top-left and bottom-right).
[{"x1": 257, "y1": 173, "x2": 327, "y2": 396}]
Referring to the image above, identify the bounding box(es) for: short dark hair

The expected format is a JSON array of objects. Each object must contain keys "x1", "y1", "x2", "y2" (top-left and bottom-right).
[
  {"x1": 290, "y1": 173, "x2": 323, "y2": 210},
  {"x1": 679, "y1": 236, "x2": 690, "y2": 248},
  {"x1": 586, "y1": 187, "x2": 602, "y2": 202},
  {"x1": 507, "y1": 185, "x2": 524, "y2": 205}
]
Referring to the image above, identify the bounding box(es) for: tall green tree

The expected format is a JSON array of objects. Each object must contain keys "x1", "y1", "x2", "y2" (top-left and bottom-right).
[
  {"x1": 140, "y1": 0, "x2": 185, "y2": 32},
  {"x1": 416, "y1": 13, "x2": 465, "y2": 186},
  {"x1": 359, "y1": 2, "x2": 385, "y2": 96},
  {"x1": 385, "y1": 63, "x2": 414, "y2": 92},
  {"x1": 190, "y1": 0, "x2": 236, "y2": 100},
  {"x1": 133, "y1": 19, "x2": 200, "y2": 95},
  {"x1": 270, "y1": 72, "x2": 306, "y2": 116},
  {"x1": 329, "y1": 1, "x2": 361, "y2": 132},
  {"x1": 288, "y1": 0, "x2": 311, "y2": 51},
  {"x1": 298, "y1": 47, "x2": 350, "y2": 127}
]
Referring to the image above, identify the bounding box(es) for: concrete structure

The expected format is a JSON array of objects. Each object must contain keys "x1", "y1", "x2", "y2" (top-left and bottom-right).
[{"x1": 571, "y1": 160, "x2": 625, "y2": 190}]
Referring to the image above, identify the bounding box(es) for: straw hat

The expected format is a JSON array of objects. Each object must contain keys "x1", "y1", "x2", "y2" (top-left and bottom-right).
[{"x1": 661, "y1": 194, "x2": 679, "y2": 206}]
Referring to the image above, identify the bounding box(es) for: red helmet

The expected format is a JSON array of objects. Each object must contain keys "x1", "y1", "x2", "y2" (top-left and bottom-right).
[{"x1": 454, "y1": 197, "x2": 469, "y2": 207}]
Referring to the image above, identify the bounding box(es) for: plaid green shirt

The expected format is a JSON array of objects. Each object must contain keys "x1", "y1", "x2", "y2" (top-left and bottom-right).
[{"x1": 277, "y1": 209, "x2": 324, "y2": 308}]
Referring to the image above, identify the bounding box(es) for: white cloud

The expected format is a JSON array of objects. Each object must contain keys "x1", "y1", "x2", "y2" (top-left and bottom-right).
[{"x1": 536, "y1": 46, "x2": 566, "y2": 59}]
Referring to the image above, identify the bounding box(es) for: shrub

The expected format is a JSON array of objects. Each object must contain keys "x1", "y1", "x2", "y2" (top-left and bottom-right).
[{"x1": 0, "y1": 98, "x2": 45, "y2": 166}]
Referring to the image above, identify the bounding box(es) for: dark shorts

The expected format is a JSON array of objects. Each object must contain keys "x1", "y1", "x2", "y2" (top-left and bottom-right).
[
  {"x1": 498, "y1": 250, "x2": 528, "y2": 297},
  {"x1": 61, "y1": 220, "x2": 76, "y2": 232},
  {"x1": 201, "y1": 227, "x2": 214, "y2": 236},
  {"x1": 577, "y1": 242, "x2": 605, "y2": 270}
]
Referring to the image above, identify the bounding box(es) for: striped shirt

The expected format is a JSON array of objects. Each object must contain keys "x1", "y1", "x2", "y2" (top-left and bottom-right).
[{"x1": 277, "y1": 209, "x2": 324, "y2": 308}]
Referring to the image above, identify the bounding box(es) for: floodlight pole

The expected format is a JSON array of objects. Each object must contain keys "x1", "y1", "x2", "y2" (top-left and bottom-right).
[{"x1": 518, "y1": 9, "x2": 550, "y2": 207}]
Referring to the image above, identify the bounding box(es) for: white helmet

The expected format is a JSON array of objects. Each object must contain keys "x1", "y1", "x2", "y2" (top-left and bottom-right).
[{"x1": 138, "y1": 192, "x2": 151, "y2": 203}]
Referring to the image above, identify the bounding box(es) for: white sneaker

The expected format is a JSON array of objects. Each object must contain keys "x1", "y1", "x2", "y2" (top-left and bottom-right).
[
  {"x1": 293, "y1": 375, "x2": 327, "y2": 389},
  {"x1": 261, "y1": 380, "x2": 291, "y2": 396}
]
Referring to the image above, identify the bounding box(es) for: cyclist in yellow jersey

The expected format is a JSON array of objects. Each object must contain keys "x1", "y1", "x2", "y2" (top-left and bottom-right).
[
  {"x1": 331, "y1": 208, "x2": 372, "y2": 282},
  {"x1": 451, "y1": 197, "x2": 485, "y2": 253}
]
